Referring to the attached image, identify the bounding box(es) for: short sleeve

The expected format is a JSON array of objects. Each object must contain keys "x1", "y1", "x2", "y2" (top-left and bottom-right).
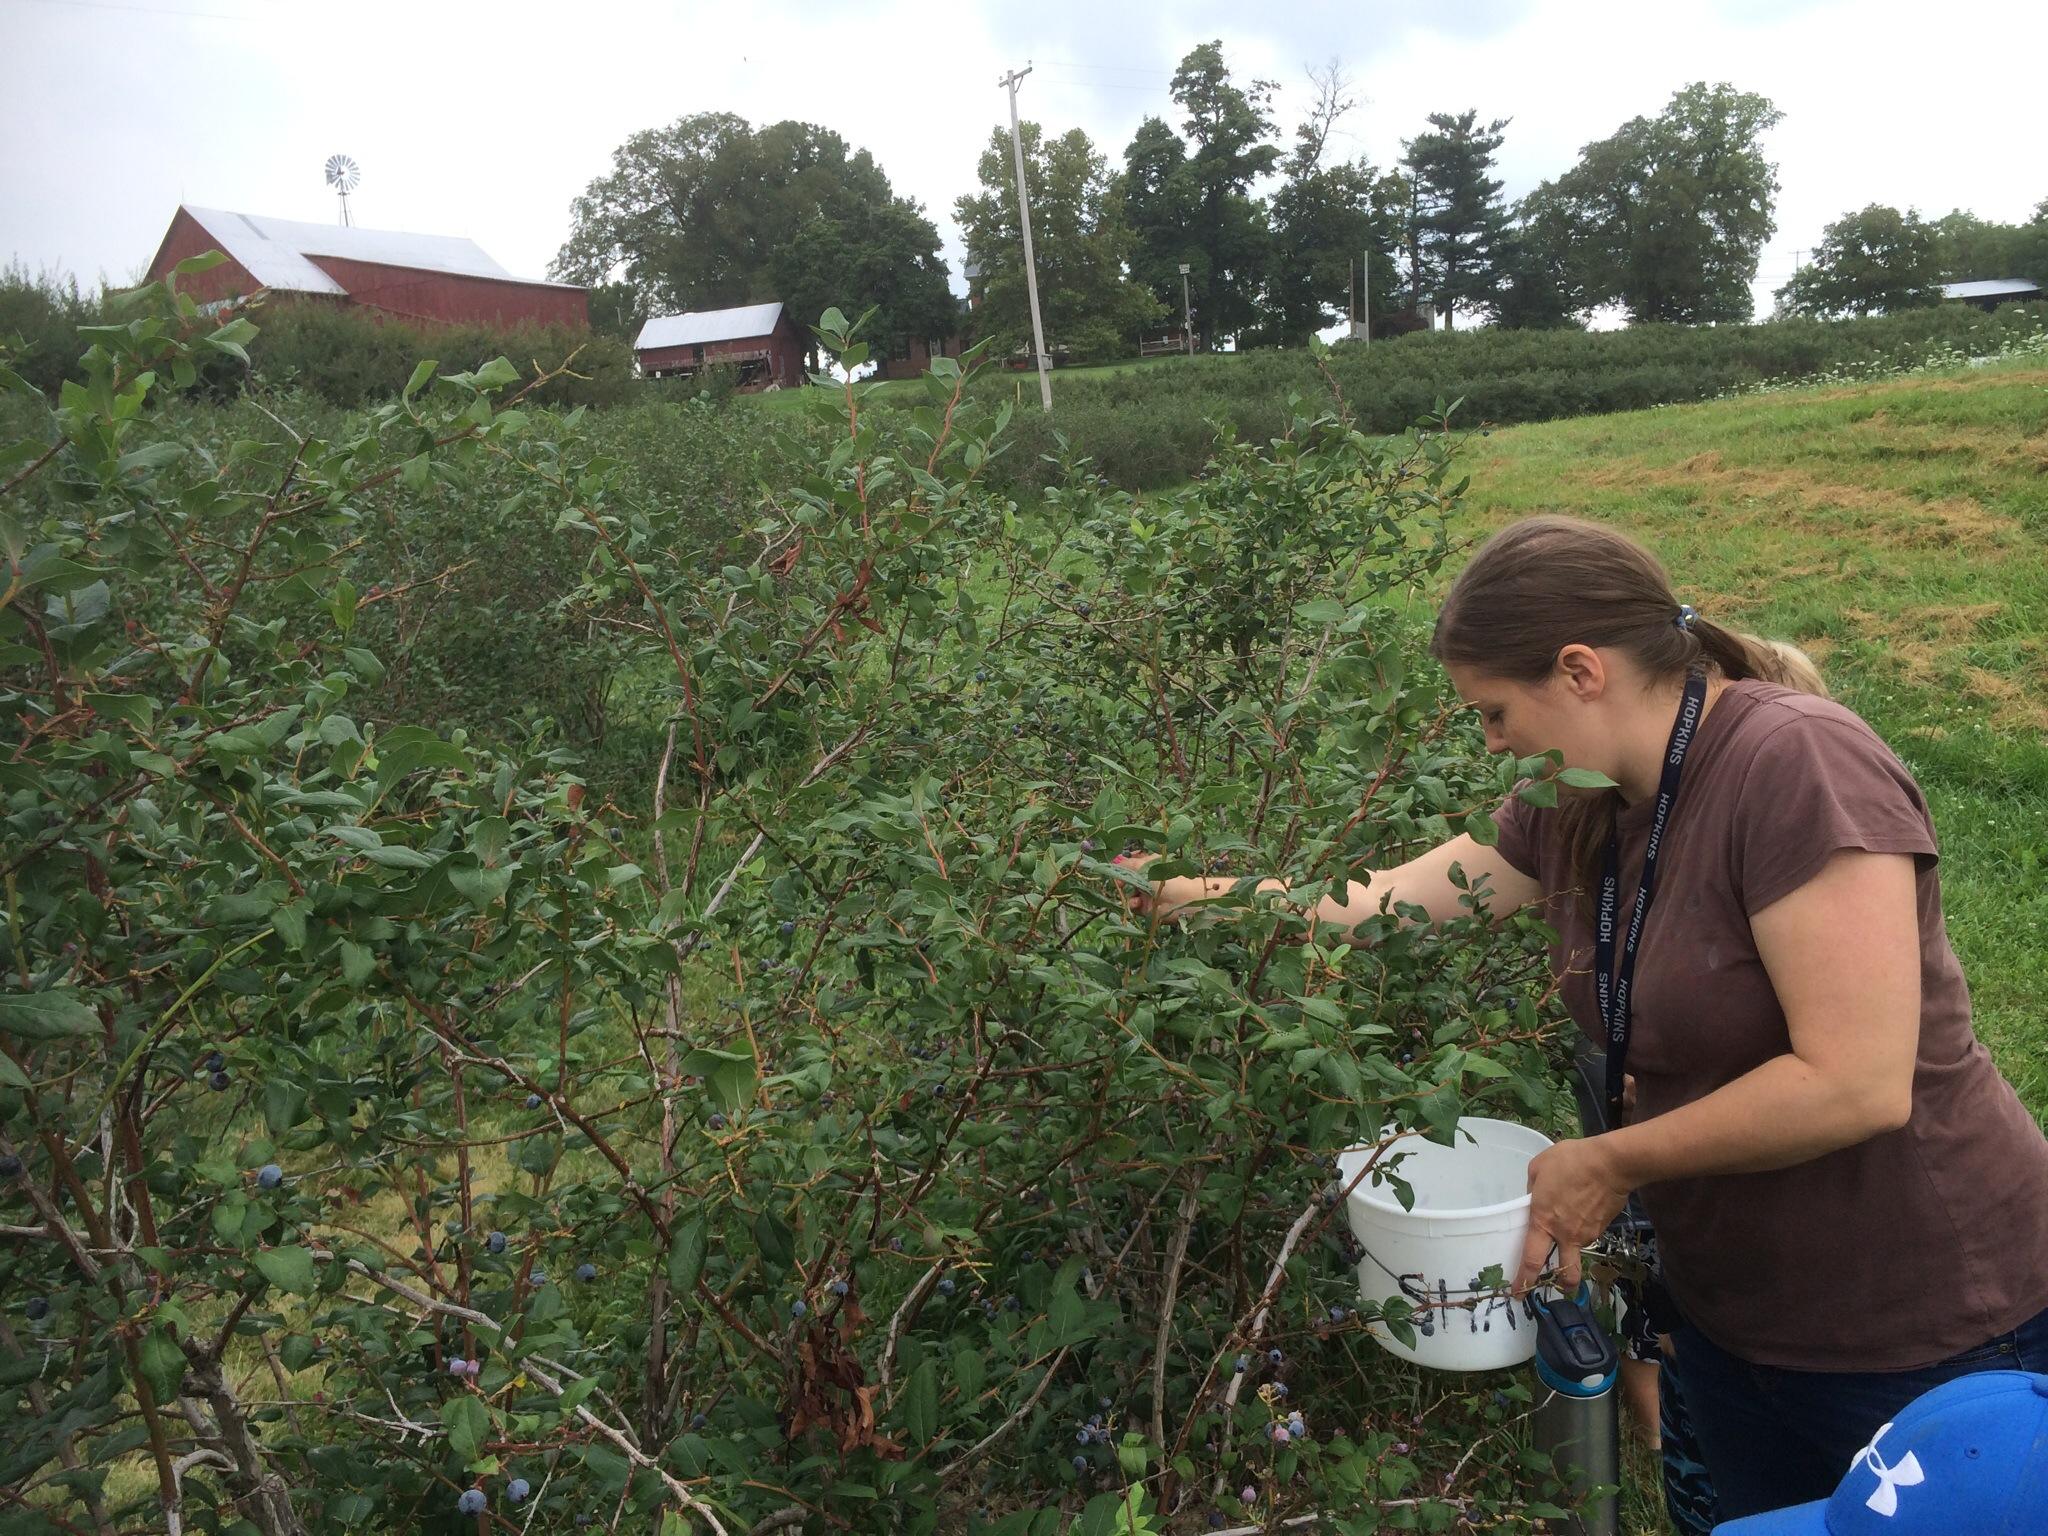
[
  {"x1": 1732, "y1": 715, "x2": 1938, "y2": 917},
  {"x1": 1489, "y1": 783, "x2": 1551, "y2": 882}
]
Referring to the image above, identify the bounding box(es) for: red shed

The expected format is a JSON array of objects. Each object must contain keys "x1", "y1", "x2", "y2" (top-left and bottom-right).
[
  {"x1": 145, "y1": 205, "x2": 588, "y2": 329},
  {"x1": 633, "y1": 303, "x2": 807, "y2": 390}
]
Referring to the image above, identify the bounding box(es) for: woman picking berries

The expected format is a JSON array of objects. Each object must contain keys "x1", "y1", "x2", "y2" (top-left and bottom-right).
[{"x1": 1127, "y1": 515, "x2": 2048, "y2": 1523}]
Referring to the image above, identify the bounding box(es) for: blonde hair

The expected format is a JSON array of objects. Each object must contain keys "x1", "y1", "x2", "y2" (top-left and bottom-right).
[{"x1": 1750, "y1": 638, "x2": 1828, "y2": 696}]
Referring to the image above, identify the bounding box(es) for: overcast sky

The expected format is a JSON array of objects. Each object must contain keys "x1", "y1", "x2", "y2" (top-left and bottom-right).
[{"x1": 3, "y1": 0, "x2": 2042, "y2": 323}]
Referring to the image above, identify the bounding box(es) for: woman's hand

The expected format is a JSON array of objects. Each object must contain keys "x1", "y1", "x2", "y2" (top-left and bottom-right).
[
  {"x1": 1512, "y1": 1136, "x2": 1633, "y2": 1295},
  {"x1": 1112, "y1": 852, "x2": 1211, "y2": 925}
]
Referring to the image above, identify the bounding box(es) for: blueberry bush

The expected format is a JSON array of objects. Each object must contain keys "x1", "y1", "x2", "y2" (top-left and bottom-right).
[{"x1": 2, "y1": 262, "x2": 1588, "y2": 1534}]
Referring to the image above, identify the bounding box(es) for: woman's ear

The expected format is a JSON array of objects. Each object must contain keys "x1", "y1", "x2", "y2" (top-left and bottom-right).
[{"x1": 1554, "y1": 643, "x2": 1608, "y2": 701}]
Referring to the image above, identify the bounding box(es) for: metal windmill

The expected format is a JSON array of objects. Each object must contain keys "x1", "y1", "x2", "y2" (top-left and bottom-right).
[{"x1": 324, "y1": 154, "x2": 360, "y2": 227}]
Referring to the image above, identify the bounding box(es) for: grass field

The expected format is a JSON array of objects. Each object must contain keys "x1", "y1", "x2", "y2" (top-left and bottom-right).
[{"x1": 1450, "y1": 355, "x2": 2048, "y2": 1533}]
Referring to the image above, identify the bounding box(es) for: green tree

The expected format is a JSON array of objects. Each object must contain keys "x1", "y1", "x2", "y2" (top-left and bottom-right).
[
  {"x1": 1775, "y1": 204, "x2": 1942, "y2": 318},
  {"x1": 1492, "y1": 186, "x2": 1590, "y2": 330},
  {"x1": 1932, "y1": 203, "x2": 2048, "y2": 286},
  {"x1": 1122, "y1": 41, "x2": 1280, "y2": 349},
  {"x1": 954, "y1": 122, "x2": 1162, "y2": 364},
  {"x1": 1260, "y1": 64, "x2": 1403, "y2": 347},
  {"x1": 1401, "y1": 110, "x2": 1512, "y2": 330},
  {"x1": 552, "y1": 113, "x2": 956, "y2": 367},
  {"x1": 1549, "y1": 82, "x2": 1782, "y2": 324}
]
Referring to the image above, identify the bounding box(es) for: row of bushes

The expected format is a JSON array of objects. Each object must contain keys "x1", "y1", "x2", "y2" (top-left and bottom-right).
[
  {"x1": 0, "y1": 265, "x2": 738, "y2": 409},
  {"x1": 942, "y1": 301, "x2": 2048, "y2": 492}
]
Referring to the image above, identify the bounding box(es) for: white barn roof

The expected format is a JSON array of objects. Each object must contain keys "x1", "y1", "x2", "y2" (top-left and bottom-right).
[
  {"x1": 179, "y1": 206, "x2": 575, "y2": 292},
  {"x1": 635, "y1": 302, "x2": 787, "y2": 351},
  {"x1": 1941, "y1": 278, "x2": 2043, "y2": 301}
]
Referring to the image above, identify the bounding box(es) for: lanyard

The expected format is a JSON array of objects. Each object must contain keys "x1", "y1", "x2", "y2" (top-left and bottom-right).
[{"x1": 1596, "y1": 667, "x2": 1709, "y2": 1120}]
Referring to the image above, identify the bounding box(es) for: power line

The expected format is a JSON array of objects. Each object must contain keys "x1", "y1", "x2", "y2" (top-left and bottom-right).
[
  {"x1": 1032, "y1": 58, "x2": 1177, "y2": 76},
  {"x1": 3, "y1": 0, "x2": 258, "y2": 19}
]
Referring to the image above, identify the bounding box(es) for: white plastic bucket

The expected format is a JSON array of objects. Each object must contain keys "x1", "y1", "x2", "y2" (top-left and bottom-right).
[{"x1": 1336, "y1": 1118, "x2": 1554, "y2": 1372}]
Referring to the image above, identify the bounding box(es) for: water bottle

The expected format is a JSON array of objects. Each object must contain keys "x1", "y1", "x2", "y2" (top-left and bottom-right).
[{"x1": 1532, "y1": 1282, "x2": 1620, "y2": 1536}]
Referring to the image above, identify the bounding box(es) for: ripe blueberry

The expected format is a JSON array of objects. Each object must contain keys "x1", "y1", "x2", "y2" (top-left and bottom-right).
[
  {"x1": 609, "y1": 828, "x2": 624, "y2": 843},
  {"x1": 708, "y1": 1113, "x2": 727, "y2": 1131},
  {"x1": 1328, "y1": 1305, "x2": 1346, "y2": 1322},
  {"x1": 0, "y1": 1155, "x2": 23, "y2": 1179},
  {"x1": 530, "y1": 1268, "x2": 548, "y2": 1285},
  {"x1": 448, "y1": 1357, "x2": 468, "y2": 1376},
  {"x1": 1098, "y1": 1396, "x2": 1111, "y2": 1410},
  {"x1": 828, "y1": 1278, "x2": 848, "y2": 1297},
  {"x1": 888, "y1": 1236, "x2": 904, "y2": 1252},
  {"x1": 1233, "y1": 1354, "x2": 1248, "y2": 1373},
  {"x1": 690, "y1": 1411, "x2": 708, "y2": 1431},
  {"x1": 1076, "y1": 1429, "x2": 1091, "y2": 1445},
  {"x1": 257, "y1": 1163, "x2": 283, "y2": 1190},
  {"x1": 1019, "y1": 1249, "x2": 1034, "y2": 1264},
  {"x1": 203, "y1": 1051, "x2": 225, "y2": 1072},
  {"x1": 1273, "y1": 1382, "x2": 1289, "y2": 1398},
  {"x1": 937, "y1": 1277, "x2": 955, "y2": 1296},
  {"x1": 1072, "y1": 1455, "x2": 1087, "y2": 1473},
  {"x1": 525, "y1": 1093, "x2": 543, "y2": 1109},
  {"x1": 209, "y1": 1071, "x2": 231, "y2": 1092},
  {"x1": 507, "y1": 1477, "x2": 530, "y2": 1504},
  {"x1": 779, "y1": 921, "x2": 795, "y2": 937},
  {"x1": 575, "y1": 1262, "x2": 597, "y2": 1283},
  {"x1": 486, "y1": 1231, "x2": 506, "y2": 1255},
  {"x1": 789, "y1": 1298, "x2": 807, "y2": 1318},
  {"x1": 1267, "y1": 1347, "x2": 1283, "y2": 1365},
  {"x1": 1002, "y1": 1294, "x2": 1019, "y2": 1311},
  {"x1": 26, "y1": 1297, "x2": 51, "y2": 1321},
  {"x1": 457, "y1": 1488, "x2": 485, "y2": 1515}
]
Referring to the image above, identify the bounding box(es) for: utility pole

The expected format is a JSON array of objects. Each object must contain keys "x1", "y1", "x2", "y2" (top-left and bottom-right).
[
  {"x1": 1178, "y1": 262, "x2": 1193, "y2": 356},
  {"x1": 1361, "y1": 248, "x2": 1370, "y2": 346},
  {"x1": 1000, "y1": 63, "x2": 1053, "y2": 412}
]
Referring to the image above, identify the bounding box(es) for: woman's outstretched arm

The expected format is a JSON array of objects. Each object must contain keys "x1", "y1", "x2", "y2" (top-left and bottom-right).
[{"x1": 1125, "y1": 831, "x2": 1545, "y2": 933}]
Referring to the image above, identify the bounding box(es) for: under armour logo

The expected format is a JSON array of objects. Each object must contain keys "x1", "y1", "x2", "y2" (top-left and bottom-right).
[{"x1": 1851, "y1": 1422, "x2": 1925, "y2": 1517}]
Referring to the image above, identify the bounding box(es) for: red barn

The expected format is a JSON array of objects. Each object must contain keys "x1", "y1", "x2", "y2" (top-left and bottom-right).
[
  {"x1": 145, "y1": 205, "x2": 588, "y2": 329},
  {"x1": 633, "y1": 303, "x2": 807, "y2": 390}
]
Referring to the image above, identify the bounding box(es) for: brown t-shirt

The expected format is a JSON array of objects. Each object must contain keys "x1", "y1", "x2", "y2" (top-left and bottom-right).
[{"x1": 1493, "y1": 679, "x2": 2048, "y2": 1370}]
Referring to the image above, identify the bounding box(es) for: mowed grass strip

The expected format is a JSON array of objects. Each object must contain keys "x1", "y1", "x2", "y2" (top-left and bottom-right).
[{"x1": 1454, "y1": 358, "x2": 2048, "y2": 1122}]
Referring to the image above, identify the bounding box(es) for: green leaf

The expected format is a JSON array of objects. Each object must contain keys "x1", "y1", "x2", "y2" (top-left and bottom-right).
[
  {"x1": 402, "y1": 359, "x2": 438, "y2": 400},
  {"x1": 951, "y1": 1346, "x2": 985, "y2": 1401},
  {"x1": 904, "y1": 1359, "x2": 938, "y2": 1445},
  {"x1": 1517, "y1": 778, "x2": 1559, "y2": 809},
  {"x1": 0, "y1": 989, "x2": 100, "y2": 1040},
  {"x1": 136, "y1": 1329, "x2": 186, "y2": 1403},
  {"x1": 557, "y1": 1376, "x2": 599, "y2": 1417},
  {"x1": 252, "y1": 1246, "x2": 316, "y2": 1294},
  {"x1": 684, "y1": 1047, "x2": 755, "y2": 1113},
  {"x1": 1555, "y1": 767, "x2": 1619, "y2": 789},
  {"x1": 666, "y1": 1218, "x2": 706, "y2": 1293},
  {"x1": 449, "y1": 860, "x2": 514, "y2": 907},
  {"x1": 358, "y1": 845, "x2": 441, "y2": 870},
  {"x1": 337, "y1": 940, "x2": 375, "y2": 987},
  {"x1": 0, "y1": 1053, "x2": 29, "y2": 1089},
  {"x1": 753, "y1": 1210, "x2": 795, "y2": 1270},
  {"x1": 441, "y1": 1394, "x2": 490, "y2": 1464}
]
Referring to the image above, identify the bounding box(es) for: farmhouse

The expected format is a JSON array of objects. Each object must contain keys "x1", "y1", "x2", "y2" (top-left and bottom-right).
[
  {"x1": 1941, "y1": 278, "x2": 2044, "y2": 311},
  {"x1": 145, "y1": 205, "x2": 589, "y2": 329},
  {"x1": 633, "y1": 303, "x2": 807, "y2": 389}
]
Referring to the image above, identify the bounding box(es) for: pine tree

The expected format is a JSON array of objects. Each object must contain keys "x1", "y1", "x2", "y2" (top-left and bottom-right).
[{"x1": 1400, "y1": 110, "x2": 1511, "y2": 330}]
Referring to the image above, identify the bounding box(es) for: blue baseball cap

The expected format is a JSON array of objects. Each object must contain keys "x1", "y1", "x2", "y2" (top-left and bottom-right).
[{"x1": 1715, "y1": 1371, "x2": 2048, "y2": 1534}]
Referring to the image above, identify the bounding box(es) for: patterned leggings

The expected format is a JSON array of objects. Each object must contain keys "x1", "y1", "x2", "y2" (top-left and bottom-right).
[{"x1": 1615, "y1": 1269, "x2": 1720, "y2": 1535}]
